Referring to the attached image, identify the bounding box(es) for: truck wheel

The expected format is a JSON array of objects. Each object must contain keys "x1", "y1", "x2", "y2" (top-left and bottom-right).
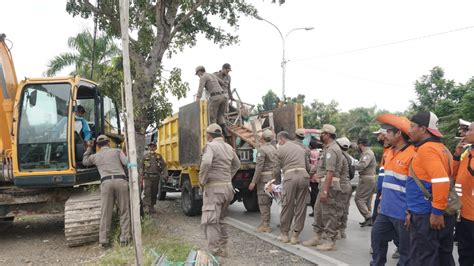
[
  {"x1": 157, "y1": 178, "x2": 166, "y2": 201},
  {"x1": 181, "y1": 179, "x2": 202, "y2": 216},
  {"x1": 243, "y1": 190, "x2": 260, "y2": 212},
  {"x1": 1, "y1": 217, "x2": 14, "y2": 222}
]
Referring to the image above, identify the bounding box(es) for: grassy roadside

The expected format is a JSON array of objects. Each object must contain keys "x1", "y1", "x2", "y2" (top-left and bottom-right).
[{"x1": 90, "y1": 215, "x2": 194, "y2": 265}]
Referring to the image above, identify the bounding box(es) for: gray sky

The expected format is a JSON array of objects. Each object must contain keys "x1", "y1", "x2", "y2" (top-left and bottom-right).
[{"x1": 2, "y1": 0, "x2": 474, "y2": 113}]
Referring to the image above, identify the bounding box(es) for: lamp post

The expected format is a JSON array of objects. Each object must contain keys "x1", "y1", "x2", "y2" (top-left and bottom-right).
[{"x1": 255, "y1": 14, "x2": 314, "y2": 101}]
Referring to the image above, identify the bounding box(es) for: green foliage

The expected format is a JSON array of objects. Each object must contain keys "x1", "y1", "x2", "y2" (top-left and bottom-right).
[
  {"x1": 303, "y1": 99, "x2": 339, "y2": 129},
  {"x1": 257, "y1": 90, "x2": 281, "y2": 112}
]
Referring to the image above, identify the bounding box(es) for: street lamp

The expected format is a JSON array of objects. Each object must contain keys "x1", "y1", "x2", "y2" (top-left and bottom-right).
[{"x1": 255, "y1": 14, "x2": 314, "y2": 101}]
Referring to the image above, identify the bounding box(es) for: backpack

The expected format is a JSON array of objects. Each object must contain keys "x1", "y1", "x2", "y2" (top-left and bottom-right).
[{"x1": 342, "y1": 152, "x2": 356, "y2": 180}]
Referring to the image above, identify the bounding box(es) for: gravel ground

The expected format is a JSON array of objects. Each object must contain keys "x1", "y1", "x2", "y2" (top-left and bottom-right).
[{"x1": 154, "y1": 195, "x2": 314, "y2": 265}]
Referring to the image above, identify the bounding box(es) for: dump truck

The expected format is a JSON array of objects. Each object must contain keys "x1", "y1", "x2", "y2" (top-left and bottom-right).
[
  {"x1": 155, "y1": 99, "x2": 303, "y2": 216},
  {"x1": 0, "y1": 34, "x2": 122, "y2": 246}
]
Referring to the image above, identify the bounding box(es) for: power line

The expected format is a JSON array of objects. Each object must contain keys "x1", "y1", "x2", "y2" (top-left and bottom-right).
[{"x1": 292, "y1": 25, "x2": 474, "y2": 61}]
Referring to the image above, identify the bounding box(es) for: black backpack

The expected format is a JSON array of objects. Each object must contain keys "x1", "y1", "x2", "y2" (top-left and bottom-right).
[{"x1": 342, "y1": 152, "x2": 356, "y2": 180}]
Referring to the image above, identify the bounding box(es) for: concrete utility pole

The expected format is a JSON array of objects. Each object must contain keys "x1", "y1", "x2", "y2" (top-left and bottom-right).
[
  {"x1": 119, "y1": 0, "x2": 143, "y2": 264},
  {"x1": 254, "y1": 15, "x2": 314, "y2": 101}
]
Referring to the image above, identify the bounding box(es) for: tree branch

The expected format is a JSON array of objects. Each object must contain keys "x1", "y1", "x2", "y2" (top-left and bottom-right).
[{"x1": 170, "y1": 0, "x2": 205, "y2": 40}]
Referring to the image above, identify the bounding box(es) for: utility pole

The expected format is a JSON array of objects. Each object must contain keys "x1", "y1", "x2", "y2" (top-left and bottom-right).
[{"x1": 119, "y1": 0, "x2": 143, "y2": 264}]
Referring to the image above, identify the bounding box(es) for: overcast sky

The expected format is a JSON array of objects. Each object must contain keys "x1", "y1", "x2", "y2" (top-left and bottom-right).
[{"x1": 2, "y1": 0, "x2": 474, "y2": 113}]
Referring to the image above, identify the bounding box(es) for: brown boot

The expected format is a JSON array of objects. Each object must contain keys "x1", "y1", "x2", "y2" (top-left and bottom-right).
[
  {"x1": 290, "y1": 232, "x2": 300, "y2": 245},
  {"x1": 277, "y1": 234, "x2": 289, "y2": 243},
  {"x1": 302, "y1": 235, "x2": 323, "y2": 246},
  {"x1": 316, "y1": 240, "x2": 337, "y2": 251},
  {"x1": 257, "y1": 224, "x2": 272, "y2": 233}
]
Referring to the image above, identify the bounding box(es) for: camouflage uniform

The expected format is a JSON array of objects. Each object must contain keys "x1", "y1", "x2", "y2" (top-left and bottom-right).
[{"x1": 140, "y1": 150, "x2": 168, "y2": 213}]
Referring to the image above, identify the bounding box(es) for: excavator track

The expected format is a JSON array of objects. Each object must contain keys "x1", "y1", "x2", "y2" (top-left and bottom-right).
[{"x1": 64, "y1": 190, "x2": 101, "y2": 247}]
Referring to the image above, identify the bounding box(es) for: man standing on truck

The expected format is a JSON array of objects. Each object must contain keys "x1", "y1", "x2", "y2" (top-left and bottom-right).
[
  {"x1": 273, "y1": 131, "x2": 310, "y2": 245},
  {"x1": 195, "y1": 66, "x2": 227, "y2": 133},
  {"x1": 213, "y1": 63, "x2": 233, "y2": 101},
  {"x1": 82, "y1": 135, "x2": 130, "y2": 249},
  {"x1": 140, "y1": 141, "x2": 168, "y2": 214},
  {"x1": 199, "y1": 124, "x2": 241, "y2": 257},
  {"x1": 249, "y1": 129, "x2": 277, "y2": 233}
]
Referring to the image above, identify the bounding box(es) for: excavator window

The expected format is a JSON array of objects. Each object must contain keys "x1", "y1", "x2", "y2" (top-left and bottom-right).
[{"x1": 17, "y1": 83, "x2": 71, "y2": 171}]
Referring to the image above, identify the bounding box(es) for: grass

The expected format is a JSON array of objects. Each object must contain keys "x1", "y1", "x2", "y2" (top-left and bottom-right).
[{"x1": 93, "y1": 215, "x2": 194, "y2": 266}]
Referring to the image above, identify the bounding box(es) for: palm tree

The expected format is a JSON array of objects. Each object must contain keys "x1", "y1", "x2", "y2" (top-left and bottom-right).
[{"x1": 45, "y1": 30, "x2": 119, "y2": 81}]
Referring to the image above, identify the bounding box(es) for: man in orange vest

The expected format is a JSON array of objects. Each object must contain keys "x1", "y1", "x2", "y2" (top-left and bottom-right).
[
  {"x1": 406, "y1": 111, "x2": 455, "y2": 266},
  {"x1": 453, "y1": 121, "x2": 474, "y2": 266}
]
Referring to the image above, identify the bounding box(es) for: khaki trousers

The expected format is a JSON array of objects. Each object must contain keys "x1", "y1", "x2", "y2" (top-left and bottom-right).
[
  {"x1": 257, "y1": 178, "x2": 273, "y2": 225},
  {"x1": 143, "y1": 174, "x2": 159, "y2": 210},
  {"x1": 313, "y1": 185, "x2": 340, "y2": 241},
  {"x1": 208, "y1": 95, "x2": 226, "y2": 124},
  {"x1": 100, "y1": 179, "x2": 131, "y2": 244},
  {"x1": 338, "y1": 183, "x2": 352, "y2": 231},
  {"x1": 355, "y1": 175, "x2": 375, "y2": 219},
  {"x1": 201, "y1": 184, "x2": 234, "y2": 254},
  {"x1": 280, "y1": 174, "x2": 310, "y2": 235}
]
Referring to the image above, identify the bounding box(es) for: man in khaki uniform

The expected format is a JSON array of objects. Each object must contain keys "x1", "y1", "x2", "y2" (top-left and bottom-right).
[
  {"x1": 354, "y1": 137, "x2": 377, "y2": 227},
  {"x1": 140, "y1": 141, "x2": 168, "y2": 214},
  {"x1": 273, "y1": 131, "x2": 310, "y2": 245},
  {"x1": 199, "y1": 124, "x2": 241, "y2": 257},
  {"x1": 213, "y1": 63, "x2": 233, "y2": 101},
  {"x1": 335, "y1": 137, "x2": 352, "y2": 239},
  {"x1": 249, "y1": 129, "x2": 277, "y2": 233},
  {"x1": 294, "y1": 128, "x2": 311, "y2": 169},
  {"x1": 303, "y1": 124, "x2": 344, "y2": 251},
  {"x1": 83, "y1": 135, "x2": 130, "y2": 249},
  {"x1": 195, "y1": 66, "x2": 227, "y2": 131}
]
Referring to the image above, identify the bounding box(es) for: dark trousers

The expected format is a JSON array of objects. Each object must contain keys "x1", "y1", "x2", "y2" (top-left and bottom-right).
[
  {"x1": 409, "y1": 213, "x2": 455, "y2": 266},
  {"x1": 309, "y1": 181, "x2": 319, "y2": 211},
  {"x1": 370, "y1": 214, "x2": 410, "y2": 266},
  {"x1": 373, "y1": 192, "x2": 381, "y2": 221},
  {"x1": 457, "y1": 217, "x2": 474, "y2": 266}
]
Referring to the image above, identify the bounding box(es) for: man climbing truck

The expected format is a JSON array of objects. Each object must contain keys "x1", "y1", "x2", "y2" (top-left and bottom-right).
[
  {"x1": 155, "y1": 99, "x2": 303, "y2": 216},
  {"x1": 0, "y1": 33, "x2": 122, "y2": 246}
]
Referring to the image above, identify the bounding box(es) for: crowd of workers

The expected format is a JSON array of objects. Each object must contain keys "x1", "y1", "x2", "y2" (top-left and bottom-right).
[{"x1": 76, "y1": 62, "x2": 473, "y2": 265}]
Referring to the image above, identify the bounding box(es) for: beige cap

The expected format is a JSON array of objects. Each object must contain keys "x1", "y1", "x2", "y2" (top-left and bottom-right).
[
  {"x1": 295, "y1": 128, "x2": 305, "y2": 138},
  {"x1": 195, "y1": 65, "x2": 205, "y2": 74},
  {"x1": 206, "y1": 123, "x2": 222, "y2": 134},
  {"x1": 262, "y1": 129, "x2": 274, "y2": 140},
  {"x1": 336, "y1": 137, "x2": 351, "y2": 149},
  {"x1": 97, "y1": 135, "x2": 108, "y2": 142},
  {"x1": 321, "y1": 124, "x2": 336, "y2": 134}
]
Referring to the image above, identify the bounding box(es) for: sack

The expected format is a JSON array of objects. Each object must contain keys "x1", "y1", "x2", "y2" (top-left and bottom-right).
[
  {"x1": 343, "y1": 153, "x2": 356, "y2": 180},
  {"x1": 409, "y1": 147, "x2": 462, "y2": 216}
]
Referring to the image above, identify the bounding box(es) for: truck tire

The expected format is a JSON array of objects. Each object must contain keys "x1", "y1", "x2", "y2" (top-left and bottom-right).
[
  {"x1": 181, "y1": 178, "x2": 202, "y2": 216},
  {"x1": 157, "y1": 178, "x2": 166, "y2": 201},
  {"x1": 243, "y1": 190, "x2": 260, "y2": 212}
]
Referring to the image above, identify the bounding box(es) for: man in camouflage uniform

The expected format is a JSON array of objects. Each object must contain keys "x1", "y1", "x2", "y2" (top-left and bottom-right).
[
  {"x1": 249, "y1": 129, "x2": 277, "y2": 233},
  {"x1": 195, "y1": 66, "x2": 227, "y2": 133},
  {"x1": 274, "y1": 131, "x2": 310, "y2": 245},
  {"x1": 303, "y1": 124, "x2": 344, "y2": 251},
  {"x1": 140, "y1": 141, "x2": 168, "y2": 214},
  {"x1": 199, "y1": 124, "x2": 241, "y2": 257},
  {"x1": 335, "y1": 137, "x2": 352, "y2": 239},
  {"x1": 354, "y1": 137, "x2": 377, "y2": 227}
]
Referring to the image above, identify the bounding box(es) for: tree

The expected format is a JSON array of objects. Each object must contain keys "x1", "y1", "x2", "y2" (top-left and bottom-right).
[
  {"x1": 257, "y1": 90, "x2": 280, "y2": 112},
  {"x1": 66, "y1": 0, "x2": 258, "y2": 153},
  {"x1": 303, "y1": 99, "x2": 339, "y2": 129},
  {"x1": 46, "y1": 30, "x2": 119, "y2": 81}
]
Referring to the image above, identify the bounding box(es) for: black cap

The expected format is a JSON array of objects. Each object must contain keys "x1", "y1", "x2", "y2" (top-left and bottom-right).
[
  {"x1": 411, "y1": 111, "x2": 443, "y2": 137},
  {"x1": 357, "y1": 137, "x2": 369, "y2": 145},
  {"x1": 222, "y1": 63, "x2": 231, "y2": 70},
  {"x1": 77, "y1": 105, "x2": 86, "y2": 113}
]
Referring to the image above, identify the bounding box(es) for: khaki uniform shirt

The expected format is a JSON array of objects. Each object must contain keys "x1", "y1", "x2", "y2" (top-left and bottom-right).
[
  {"x1": 251, "y1": 143, "x2": 277, "y2": 184},
  {"x1": 199, "y1": 137, "x2": 241, "y2": 185},
  {"x1": 213, "y1": 71, "x2": 232, "y2": 98},
  {"x1": 140, "y1": 151, "x2": 168, "y2": 177},
  {"x1": 312, "y1": 141, "x2": 344, "y2": 178},
  {"x1": 294, "y1": 140, "x2": 311, "y2": 172},
  {"x1": 340, "y1": 151, "x2": 351, "y2": 184},
  {"x1": 83, "y1": 146, "x2": 127, "y2": 178},
  {"x1": 355, "y1": 148, "x2": 376, "y2": 176},
  {"x1": 273, "y1": 141, "x2": 310, "y2": 182},
  {"x1": 197, "y1": 73, "x2": 224, "y2": 99}
]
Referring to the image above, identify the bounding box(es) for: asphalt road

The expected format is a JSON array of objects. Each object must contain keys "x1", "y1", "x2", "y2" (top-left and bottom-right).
[{"x1": 226, "y1": 192, "x2": 460, "y2": 266}]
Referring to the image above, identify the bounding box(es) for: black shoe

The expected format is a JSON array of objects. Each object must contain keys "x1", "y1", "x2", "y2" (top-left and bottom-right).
[
  {"x1": 360, "y1": 217, "x2": 373, "y2": 227},
  {"x1": 99, "y1": 243, "x2": 111, "y2": 250},
  {"x1": 309, "y1": 212, "x2": 314, "y2": 217}
]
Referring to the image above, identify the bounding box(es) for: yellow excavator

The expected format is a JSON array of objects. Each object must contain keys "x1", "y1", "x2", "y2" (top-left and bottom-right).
[{"x1": 0, "y1": 33, "x2": 122, "y2": 246}]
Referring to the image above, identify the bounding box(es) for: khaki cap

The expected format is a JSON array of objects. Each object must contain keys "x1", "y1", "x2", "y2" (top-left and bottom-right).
[
  {"x1": 206, "y1": 123, "x2": 222, "y2": 134},
  {"x1": 262, "y1": 129, "x2": 274, "y2": 140},
  {"x1": 321, "y1": 124, "x2": 336, "y2": 134},
  {"x1": 195, "y1": 65, "x2": 205, "y2": 74},
  {"x1": 97, "y1": 135, "x2": 108, "y2": 142},
  {"x1": 295, "y1": 128, "x2": 305, "y2": 138}
]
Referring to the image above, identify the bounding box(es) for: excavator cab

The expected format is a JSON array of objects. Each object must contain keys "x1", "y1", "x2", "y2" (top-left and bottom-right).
[{"x1": 12, "y1": 77, "x2": 121, "y2": 187}]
